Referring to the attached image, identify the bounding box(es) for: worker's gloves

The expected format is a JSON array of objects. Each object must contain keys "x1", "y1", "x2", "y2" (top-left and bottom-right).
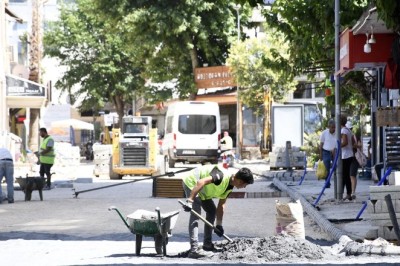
[
  {"x1": 214, "y1": 225, "x2": 224, "y2": 237},
  {"x1": 182, "y1": 199, "x2": 193, "y2": 212}
]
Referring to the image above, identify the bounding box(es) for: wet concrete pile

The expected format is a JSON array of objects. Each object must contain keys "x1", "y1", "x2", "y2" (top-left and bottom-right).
[{"x1": 214, "y1": 234, "x2": 336, "y2": 263}]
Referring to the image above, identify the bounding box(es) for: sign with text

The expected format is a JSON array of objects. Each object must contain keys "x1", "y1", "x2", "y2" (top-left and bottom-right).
[
  {"x1": 194, "y1": 66, "x2": 236, "y2": 89},
  {"x1": 5, "y1": 74, "x2": 45, "y2": 96}
]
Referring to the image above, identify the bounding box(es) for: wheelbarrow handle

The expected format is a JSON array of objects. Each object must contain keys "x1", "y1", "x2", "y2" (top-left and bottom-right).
[
  {"x1": 155, "y1": 207, "x2": 163, "y2": 234},
  {"x1": 108, "y1": 206, "x2": 130, "y2": 230},
  {"x1": 178, "y1": 200, "x2": 233, "y2": 242}
]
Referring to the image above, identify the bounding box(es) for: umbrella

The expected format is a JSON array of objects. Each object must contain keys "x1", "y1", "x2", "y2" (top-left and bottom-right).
[{"x1": 50, "y1": 119, "x2": 94, "y2": 131}]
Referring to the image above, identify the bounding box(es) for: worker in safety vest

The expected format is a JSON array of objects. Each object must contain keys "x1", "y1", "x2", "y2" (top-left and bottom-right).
[
  {"x1": 39, "y1": 128, "x2": 55, "y2": 190},
  {"x1": 181, "y1": 165, "x2": 254, "y2": 259}
]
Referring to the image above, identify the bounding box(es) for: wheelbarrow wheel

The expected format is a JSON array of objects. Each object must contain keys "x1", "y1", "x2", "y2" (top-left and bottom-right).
[
  {"x1": 154, "y1": 234, "x2": 164, "y2": 255},
  {"x1": 135, "y1": 234, "x2": 143, "y2": 256}
]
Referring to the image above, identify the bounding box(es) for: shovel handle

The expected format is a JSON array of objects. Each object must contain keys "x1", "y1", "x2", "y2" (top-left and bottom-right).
[{"x1": 178, "y1": 200, "x2": 233, "y2": 242}]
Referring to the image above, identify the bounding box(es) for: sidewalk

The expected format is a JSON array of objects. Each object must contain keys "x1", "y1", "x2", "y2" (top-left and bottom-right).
[{"x1": 246, "y1": 162, "x2": 379, "y2": 241}]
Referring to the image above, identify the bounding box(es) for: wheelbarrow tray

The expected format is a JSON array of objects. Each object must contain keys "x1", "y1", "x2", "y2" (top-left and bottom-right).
[{"x1": 126, "y1": 209, "x2": 180, "y2": 236}]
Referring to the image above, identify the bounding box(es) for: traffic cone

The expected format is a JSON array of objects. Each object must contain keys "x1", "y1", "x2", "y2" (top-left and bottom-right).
[{"x1": 222, "y1": 154, "x2": 229, "y2": 169}]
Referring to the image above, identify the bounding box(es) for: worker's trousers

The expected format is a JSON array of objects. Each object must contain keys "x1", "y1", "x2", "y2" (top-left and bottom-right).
[{"x1": 183, "y1": 184, "x2": 216, "y2": 252}]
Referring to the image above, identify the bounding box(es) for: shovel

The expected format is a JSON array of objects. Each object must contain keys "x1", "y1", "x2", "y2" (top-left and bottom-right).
[{"x1": 178, "y1": 200, "x2": 233, "y2": 242}]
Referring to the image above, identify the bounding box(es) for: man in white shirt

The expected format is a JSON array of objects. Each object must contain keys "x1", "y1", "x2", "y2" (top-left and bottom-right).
[
  {"x1": 220, "y1": 131, "x2": 233, "y2": 152},
  {"x1": 0, "y1": 147, "x2": 14, "y2": 203},
  {"x1": 319, "y1": 119, "x2": 336, "y2": 188}
]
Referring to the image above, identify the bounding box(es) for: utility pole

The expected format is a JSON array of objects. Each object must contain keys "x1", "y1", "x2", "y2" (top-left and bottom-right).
[
  {"x1": 234, "y1": 4, "x2": 241, "y2": 161},
  {"x1": 334, "y1": 0, "x2": 342, "y2": 200},
  {"x1": 0, "y1": 0, "x2": 6, "y2": 132},
  {"x1": 28, "y1": 0, "x2": 43, "y2": 152}
]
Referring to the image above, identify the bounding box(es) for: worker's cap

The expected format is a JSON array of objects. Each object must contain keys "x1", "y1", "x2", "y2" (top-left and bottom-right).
[{"x1": 345, "y1": 121, "x2": 353, "y2": 129}]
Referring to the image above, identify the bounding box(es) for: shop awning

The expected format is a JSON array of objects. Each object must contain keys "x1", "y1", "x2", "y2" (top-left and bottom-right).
[
  {"x1": 5, "y1": 74, "x2": 48, "y2": 108},
  {"x1": 5, "y1": 5, "x2": 23, "y2": 23}
]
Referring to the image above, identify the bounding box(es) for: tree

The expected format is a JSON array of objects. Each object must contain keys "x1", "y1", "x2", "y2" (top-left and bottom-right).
[
  {"x1": 227, "y1": 30, "x2": 296, "y2": 110},
  {"x1": 43, "y1": 0, "x2": 145, "y2": 125},
  {"x1": 375, "y1": 0, "x2": 400, "y2": 32},
  {"x1": 92, "y1": 0, "x2": 252, "y2": 100},
  {"x1": 261, "y1": 0, "x2": 370, "y2": 118}
]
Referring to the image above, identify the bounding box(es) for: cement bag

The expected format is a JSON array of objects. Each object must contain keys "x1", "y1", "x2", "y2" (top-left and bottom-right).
[
  {"x1": 275, "y1": 200, "x2": 305, "y2": 239},
  {"x1": 316, "y1": 160, "x2": 327, "y2": 180}
]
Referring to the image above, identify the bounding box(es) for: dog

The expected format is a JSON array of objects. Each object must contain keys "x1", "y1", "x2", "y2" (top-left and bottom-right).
[{"x1": 16, "y1": 176, "x2": 46, "y2": 201}]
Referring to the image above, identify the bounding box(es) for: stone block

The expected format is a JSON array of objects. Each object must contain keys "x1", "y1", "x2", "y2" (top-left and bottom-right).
[
  {"x1": 369, "y1": 212, "x2": 400, "y2": 226},
  {"x1": 74, "y1": 177, "x2": 93, "y2": 183},
  {"x1": 378, "y1": 226, "x2": 398, "y2": 241},
  {"x1": 365, "y1": 228, "x2": 378, "y2": 239},
  {"x1": 369, "y1": 186, "x2": 400, "y2": 200}
]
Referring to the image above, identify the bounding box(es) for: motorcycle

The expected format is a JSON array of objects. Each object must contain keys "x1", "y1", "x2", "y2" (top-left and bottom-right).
[{"x1": 85, "y1": 141, "x2": 94, "y2": 161}]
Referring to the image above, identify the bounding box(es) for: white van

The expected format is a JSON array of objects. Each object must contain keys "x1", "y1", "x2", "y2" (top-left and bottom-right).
[{"x1": 162, "y1": 101, "x2": 221, "y2": 168}]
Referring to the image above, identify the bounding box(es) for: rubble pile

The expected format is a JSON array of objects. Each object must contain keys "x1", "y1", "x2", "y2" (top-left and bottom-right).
[{"x1": 215, "y1": 234, "x2": 335, "y2": 263}]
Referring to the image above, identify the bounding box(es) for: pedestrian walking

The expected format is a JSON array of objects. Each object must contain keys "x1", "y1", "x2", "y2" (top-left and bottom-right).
[
  {"x1": 181, "y1": 165, "x2": 254, "y2": 259},
  {"x1": 39, "y1": 128, "x2": 55, "y2": 190},
  {"x1": 319, "y1": 119, "x2": 336, "y2": 188},
  {"x1": 0, "y1": 147, "x2": 14, "y2": 203}
]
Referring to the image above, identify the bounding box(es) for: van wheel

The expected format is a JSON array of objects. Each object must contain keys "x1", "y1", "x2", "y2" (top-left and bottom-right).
[{"x1": 168, "y1": 156, "x2": 175, "y2": 168}]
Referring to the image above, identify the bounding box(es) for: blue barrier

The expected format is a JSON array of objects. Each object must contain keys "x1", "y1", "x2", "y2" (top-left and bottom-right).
[
  {"x1": 298, "y1": 156, "x2": 307, "y2": 185},
  {"x1": 356, "y1": 167, "x2": 392, "y2": 220}
]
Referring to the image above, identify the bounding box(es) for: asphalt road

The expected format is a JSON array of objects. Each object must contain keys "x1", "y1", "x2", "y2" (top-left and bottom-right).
[
  {"x1": 0, "y1": 162, "x2": 333, "y2": 243},
  {"x1": 3, "y1": 162, "x2": 400, "y2": 265}
]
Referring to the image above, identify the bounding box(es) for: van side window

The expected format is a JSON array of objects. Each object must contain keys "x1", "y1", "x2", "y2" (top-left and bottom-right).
[{"x1": 178, "y1": 115, "x2": 216, "y2": 134}]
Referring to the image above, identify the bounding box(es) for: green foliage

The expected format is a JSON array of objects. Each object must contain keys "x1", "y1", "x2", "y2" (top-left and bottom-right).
[
  {"x1": 264, "y1": 0, "x2": 366, "y2": 75},
  {"x1": 227, "y1": 31, "x2": 296, "y2": 109},
  {"x1": 44, "y1": 0, "x2": 145, "y2": 120},
  {"x1": 92, "y1": 0, "x2": 248, "y2": 100},
  {"x1": 375, "y1": 0, "x2": 400, "y2": 32},
  {"x1": 302, "y1": 131, "x2": 322, "y2": 168},
  {"x1": 263, "y1": 0, "x2": 370, "y2": 116}
]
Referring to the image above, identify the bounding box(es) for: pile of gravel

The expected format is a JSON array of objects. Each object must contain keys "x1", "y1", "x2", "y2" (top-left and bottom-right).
[{"x1": 214, "y1": 234, "x2": 336, "y2": 263}]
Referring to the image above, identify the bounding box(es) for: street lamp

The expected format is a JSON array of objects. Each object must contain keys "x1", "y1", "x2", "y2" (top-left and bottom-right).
[{"x1": 233, "y1": 4, "x2": 241, "y2": 161}]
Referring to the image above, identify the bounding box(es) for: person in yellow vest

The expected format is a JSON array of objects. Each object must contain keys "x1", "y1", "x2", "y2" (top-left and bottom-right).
[
  {"x1": 39, "y1": 128, "x2": 55, "y2": 190},
  {"x1": 181, "y1": 165, "x2": 254, "y2": 259}
]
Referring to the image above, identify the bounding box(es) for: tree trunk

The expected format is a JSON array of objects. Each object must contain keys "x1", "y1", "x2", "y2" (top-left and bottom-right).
[
  {"x1": 188, "y1": 46, "x2": 199, "y2": 100},
  {"x1": 29, "y1": 109, "x2": 40, "y2": 152},
  {"x1": 112, "y1": 95, "x2": 125, "y2": 128},
  {"x1": 28, "y1": 0, "x2": 42, "y2": 152}
]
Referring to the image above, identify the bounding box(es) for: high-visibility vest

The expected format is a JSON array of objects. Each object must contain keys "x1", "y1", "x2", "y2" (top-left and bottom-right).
[
  {"x1": 40, "y1": 136, "x2": 55, "y2": 164},
  {"x1": 183, "y1": 165, "x2": 233, "y2": 200}
]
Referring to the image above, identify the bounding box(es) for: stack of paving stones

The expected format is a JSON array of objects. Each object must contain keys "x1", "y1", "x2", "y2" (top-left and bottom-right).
[
  {"x1": 269, "y1": 146, "x2": 306, "y2": 170},
  {"x1": 368, "y1": 185, "x2": 400, "y2": 240},
  {"x1": 54, "y1": 143, "x2": 80, "y2": 167},
  {"x1": 93, "y1": 144, "x2": 112, "y2": 177}
]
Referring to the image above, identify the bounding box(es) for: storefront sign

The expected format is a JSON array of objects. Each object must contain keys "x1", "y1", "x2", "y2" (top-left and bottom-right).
[
  {"x1": 194, "y1": 66, "x2": 236, "y2": 89},
  {"x1": 6, "y1": 75, "x2": 45, "y2": 96}
]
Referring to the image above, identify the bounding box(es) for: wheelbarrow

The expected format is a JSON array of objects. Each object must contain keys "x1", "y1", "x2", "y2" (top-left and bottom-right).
[{"x1": 109, "y1": 206, "x2": 180, "y2": 256}]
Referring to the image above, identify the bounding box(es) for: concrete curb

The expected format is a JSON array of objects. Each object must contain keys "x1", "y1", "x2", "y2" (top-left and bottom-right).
[{"x1": 272, "y1": 177, "x2": 361, "y2": 241}]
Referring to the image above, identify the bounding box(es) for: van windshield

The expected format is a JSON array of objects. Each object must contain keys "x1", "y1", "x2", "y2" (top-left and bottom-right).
[{"x1": 178, "y1": 115, "x2": 216, "y2": 134}]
